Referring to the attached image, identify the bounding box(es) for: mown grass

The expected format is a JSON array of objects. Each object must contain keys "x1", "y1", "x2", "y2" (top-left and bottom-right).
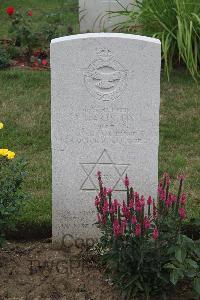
[
  {"x1": 159, "y1": 69, "x2": 200, "y2": 221},
  {"x1": 0, "y1": 69, "x2": 51, "y2": 238},
  {"x1": 0, "y1": 68, "x2": 199, "y2": 238}
]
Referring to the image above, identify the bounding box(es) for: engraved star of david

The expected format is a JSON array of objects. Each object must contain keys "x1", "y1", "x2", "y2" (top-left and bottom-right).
[{"x1": 80, "y1": 149, "x2": 129, "y2": 192}]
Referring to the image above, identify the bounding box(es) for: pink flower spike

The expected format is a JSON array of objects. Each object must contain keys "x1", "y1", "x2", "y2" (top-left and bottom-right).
[
  {"x1": 134, "y1": 192, "x2": 139, "y2": 201},
  {"x1": 110, "y1": 205, "x2": 115, "y2": 214},
  {"x1": 153, "y1": 228, "x2": 159, "y2": 240},
  {"x1": 103, "y1": 187, "x2": 107, "y2": 196},
  {"x1": 166, "y1": 198, "x2": 172, "y2": 208},
  {"x1": 147, "y1": 196, "x2": 152, "y2": 205},
  {"x1": 96, "y1": 171, "x2": 101, "y2": 177},
  {"x1": 135, "y1": 223, "x2": 141, "y2": 237},
  {"x1": 135, "y1": 201, "x2": 142, "y2": 212},
  {"x1": 170, "y1": 193, "x2": 177, "y2": 203},
  {"x1": 140, "y1": 195, "x2": 145, "y2": 207},
  {"x1": 163, "y1": 172, "x2": 169, "y2": 179},
  {"x1": 131, "y1": 216, "x2": 137, "y2": 224},
  {"x1": 158, "y1": 185, "x2": 163, "y2": 194},
  {"x1": 95, "y1": 196, "x2": 100, "y2": 206},
  {"x1": 166, "y1": 177, "x2": 171, "y2": 187},
  {"x1": 178, "y1": 174, "x2": 186, "y2": 181},
  {"x1": 124, "y1": 174, "x2": 129, "y2": 187},
  {"x1": 107, "y1": 188, "x2": 112, "y2": 195},
  {"x1": 159, "y1": 190, "x2": 166, "y2": 201},
  {"x1": 122, "y1": 200, "x2": 131, "y2": 219},
  {"x1": 158, "y1": 181, "x2": 163, "y2": 188},
  {"x1": 113, "y1": 219, "x2": 121, "y2": 237},
  {"x1": 113, "y1": 199, "x2": 119, "y2": 212},
  {"x1": 129, "y1": 199, "x2": 134, "y2": 209},
  {"x1": 102, "y1": 199, "x2": 109, "y2": 214},
  {"x1": 144, "y1": 217, "x2": 151, "y2": 230},
  {"x1": 178, "y1": 207, "x2": 186, "y2": 220},
  {"x1": 153, "y1": 202, "x2": 157, "y2": 217},
  {"x1": 180, "y1": 193, "x2": 187, "y2": 206}
]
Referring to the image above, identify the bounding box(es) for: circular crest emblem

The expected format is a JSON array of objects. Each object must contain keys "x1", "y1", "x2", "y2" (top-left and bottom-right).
[{"x1": 84, "y1": 49, "x2": 127, "y2": 101}]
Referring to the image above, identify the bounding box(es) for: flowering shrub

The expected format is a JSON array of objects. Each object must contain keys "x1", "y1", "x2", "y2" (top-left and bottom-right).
[
  {"x1": 32, "y1": 48, "x2": 48, "y2": 67},
  {"x1": 4, "y1": 4, "x2": 76, "y2": 65},
  {"x1": 6, "y1": 6, "x2": 39, "y2": 59},
  {"x1": 95, "y1": 172, "x2": 200, "y2": 299},
  {"x1": 0, "y1": 122, "x2": 27, "y2": 247}
]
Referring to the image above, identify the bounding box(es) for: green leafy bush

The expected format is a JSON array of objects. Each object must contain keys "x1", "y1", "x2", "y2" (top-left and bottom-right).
[
  {"x1": 6, "y1": 6, "x2": 39, "y2": 59},
  {"x1": 0, "y1": 122, "x2": 27, "y2": 246},
  {"x1": 165, "y1": 235, "x2": 200, "y2": 293},
  {"x1": 113, "y1": 0, "x2": 200, "y2": 80},
  {"x1": 0, "y1": 45, "x2": 10, "y2": 69},
  {"x1": 95, "y1": 172, "x2": 200, "y2": 299}
]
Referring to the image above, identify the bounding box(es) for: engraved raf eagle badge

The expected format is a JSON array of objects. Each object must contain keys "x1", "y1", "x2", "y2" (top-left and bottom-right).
[{"x1": 84, "y1": 49, "x2": 127, "y2": 101}]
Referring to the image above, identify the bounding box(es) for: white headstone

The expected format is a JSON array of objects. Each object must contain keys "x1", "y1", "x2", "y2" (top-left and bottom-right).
[
  {"x1": 79, "y1": 0, "x2": 131, "y2": 33},
  {"x1": 51, "y1": 33, "x2": 161, "y2": 246}
]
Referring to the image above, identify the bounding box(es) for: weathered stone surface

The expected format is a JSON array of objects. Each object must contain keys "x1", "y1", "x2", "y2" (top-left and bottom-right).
[
  {"x1": 79, "y1": 0, "x2": 131, "y2": 33},
  {"x1": 51, "y1": 33, "x2": 161, "y2": 245}
]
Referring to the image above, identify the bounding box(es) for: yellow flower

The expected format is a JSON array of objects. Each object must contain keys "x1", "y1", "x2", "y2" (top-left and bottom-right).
[
  {"x1": 0, "y1": 148, "x2": 9, "y2": 156},
  {"x1": 0, "y1": 122, "x2": 4, "y2": 129},
  {"x1": 7, "y1": 151, "x2": 15, "y2": 160}
]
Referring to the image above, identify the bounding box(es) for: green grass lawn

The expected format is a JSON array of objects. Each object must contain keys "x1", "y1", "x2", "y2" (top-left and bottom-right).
[
  {"x1": 0, "y1": 68, "x2": 199, "y2": 238},
  {"x1": 159, "y1": 70, "x2": 200, "y2": 222},
  {"x1": 0, "y1": 69, "x2": 52, "y2": 238}
]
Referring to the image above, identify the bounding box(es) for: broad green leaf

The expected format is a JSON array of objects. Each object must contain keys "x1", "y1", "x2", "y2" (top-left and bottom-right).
[
  {"x1": 175, "y1": 247, "x2": 187, "y2": 263},
  {"x1": 186, "y1": 259, "x2": 198, "y2": 269},
  {"x1": 170, "y1": 269, "x2": 180, "y2": 285}
]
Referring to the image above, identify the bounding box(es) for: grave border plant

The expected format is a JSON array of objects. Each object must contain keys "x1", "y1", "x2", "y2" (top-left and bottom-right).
[
  {"x1": 3, "y1": 3, "x2": 77, "y2": 68},
  {"x1": 0, "y1": 122, "x2": 27, "y2": 247},
  {"x1": 6, "y1": 6, "x2": 40, "y2": 60},
  {"x1": 4, "y1": 5, "x2": 50, "y2": 68},
  {"x1": 94, "y1": 171, "x2": 200, "y2": 299}
]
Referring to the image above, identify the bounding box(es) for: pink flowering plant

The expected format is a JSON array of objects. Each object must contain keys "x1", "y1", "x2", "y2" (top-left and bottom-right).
[{"x1": 95, "y1": 172, "x2": 200, "y2": 299}]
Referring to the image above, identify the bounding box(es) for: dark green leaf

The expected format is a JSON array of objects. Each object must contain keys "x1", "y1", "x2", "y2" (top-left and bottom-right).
[
  {"x1": 193, "y1": 277, "x2": 200, "y2": 295},
  {"x1": 170, "y1": 270, "x2": 180, "y2": 285},
  {"x1": 175, "y1": 247, "x2": 187, "y2": 263},
  {"x1": 186, "y1": 259, "x2": 198, "y2": 269}
]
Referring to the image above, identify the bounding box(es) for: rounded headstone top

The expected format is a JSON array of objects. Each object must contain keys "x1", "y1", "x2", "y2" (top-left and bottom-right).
[{"x1": 51, "y1": 33, "x2": 161, "y2": 45}]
